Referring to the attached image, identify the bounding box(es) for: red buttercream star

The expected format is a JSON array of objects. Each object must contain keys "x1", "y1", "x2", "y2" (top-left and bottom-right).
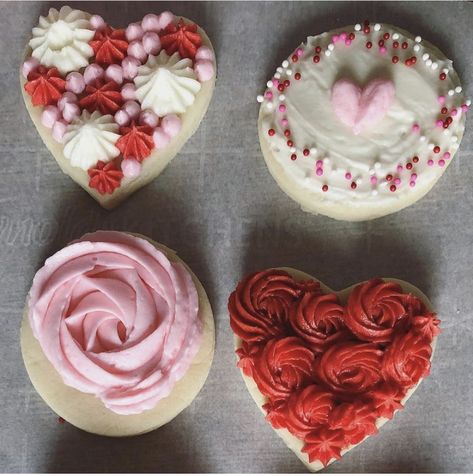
[
  {"x1": 24, "y1": 65, "x2": 66, "y2": 106},
  {"x1": 116, "y1": 123, "x2": 154, "y2": 161},
  {"x1": 302, "y1": 427, "x2": 345, "y2": 466},
  {"x1": 370, "y1": 383, "x2": 405, "y2": 420},
  {"x1": 79, "y1": 80, "x2": 123, "y2": 115},
  {"x1": 89, "y1": 26, "x2": 128, "y2": 65},
  {"x1": 88, "y1": 160, "x2": 123, "y2": 195},
  {"x1": 160, "y1": 18, "x2": 202, "y2": 60}
]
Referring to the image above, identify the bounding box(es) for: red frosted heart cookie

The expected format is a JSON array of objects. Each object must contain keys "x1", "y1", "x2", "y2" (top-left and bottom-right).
[
  {"x1": 228, "y1": 268, "x2": 440, "y2": 471},
  {"x1": 20, "y1": 6, "x2": 216, "y2": 208}
]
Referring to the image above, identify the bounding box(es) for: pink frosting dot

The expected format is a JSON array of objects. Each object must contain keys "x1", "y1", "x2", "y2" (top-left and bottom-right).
[
  {"x1": 157, "y1": 11, "x2": 174, "y2": 31},
  {"x1": 105, "y1": 64, "x2": 123, "y2": 85},
  {"x1": 123, "y1": 100, "x2": 141, "y2": 120},
  {"x1": 141, "y1": 13, "x2": 161, "y2": 32},
  {"x1": 316, "y1": 168, "x2": 323, "y2": 176},
  {"x1": 296, "y1": 47, "x2": 303, "y2": 57},
  {"x1": 84, "y1": 63, "x2": 104, "y2": 85},
  {"x1": 126, "y1": 23, "x2": 144, "y2": 42},
  {"x1": 122, "y1": 56, "x2": 141, "y2": 80},
  {"x1": 153, "y1": 127, "x2": 171, "y2": 150},
  {"x1": 41, "y1": 105, "x2": 60, "y2": 129},
  {"x1": 128, "y1": 41, "x2": 147, "y2": 63},
  {"x1": 340, "y1": 32, "x2": 347, "y2": 41},
  {"x1": 436, "y1": 119, "x2": 443, "y2": 128},
  {"x1": 139, "y1": 110, "x2": 159, "y2": 128},
  {"x1": 89, "y1": 14, "x2": 106, "y2": 30},
  {"x1": 462, "y1": 104, "x2": 469, "y2": 112},
  {"x1": 52, "y1": 120, "x2": 68, "y2": 143},
  {"x1": 411, "y1": 173, "x2": 418, "y2": 180},
  {"x1": 272, "y1": 79, "x2": 279, "y2": 88},
  {"x1": 345, "y1": 172, "x2": 352, "y2": 180},
  {"x1": 281, "y1": 118, "x2": 288, "y2": 126},
  {"x1": 412, "y1": 123, "x2": 420, "y2": 133},
  {"x1": 121, "y1": 83, "x2": 136, "y2": 101},
  {"x1": 62, "y1": 102, "x2": 80, "y2": 123},
  {"x1": 427, "y1": 159, "x2": 434, "y2": 166},
  {"x1": 397, "y1": 165, "x2": 403, "y2": 172},
  {"x1": 438, "y1": 159, "x2": 446, "y2": 167},
  {"x1": 195, "y1": 46, "x2": 215, "y2": 62},
  {"x1": 438, "y1": 95, "x2": 445, "y2": 104},
  {"x1": 409, "y1": 181, "x2": 416, "y2": 187},
  {"x1": 279, "y1": 104, "x2": 286, "y2": 113},
  {"x1": 443, "y1": 152, "x2": 451, "y2": 160},
  {"x1": 65, "y1": 72, "x2": 85, "y2": 94},
  {"x1": 22, "y1": 57, "x2": 39, "y2": 79},
  {"x1": 121, "y1": 158, "x2": 142, "y2": 178},
  {"x1": 195, "y1": 60, "x2": 214, "y2": 82},
  {"x1": 114, "y1": 109, "x2": 130, "y2": 127},
  {"x1": 142, "y1": 32, "x2": 161, "y2": 55},
  {"x1": 332, "y1": 35, "x2": 339, "y2": 43},
  {"x1": 370, "y1": 175, "x2": 378, "y2": 185},
  {"x1": 58, "y1": 92, "x2": 77, "y2": 111},
  {"x1": 394, "y1": 178, "x2": 401, "y2": 185},
  {"x1": 161, "y1": 114, "x2": 182, "y2": 138},
  {"x1": 265, "y1": 91, "x2": 273, "y2": 99},
  {"x1": 379, "y1": 46, "x2": 387, "y2": 54},
  {"x1": 316, "y1": 160, "x2": 323, "y2": 167}
]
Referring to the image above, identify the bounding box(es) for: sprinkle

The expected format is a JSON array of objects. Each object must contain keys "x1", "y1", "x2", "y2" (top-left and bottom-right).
[
  {"x1": 383, "y1": 32, "x2": 390, "y2": 40},
  {"x1": 392, "y1": 55, "x2": 399, "y2": 64},
  {"x1": 291, "y1": 153, "x2": 297, "y2": 160},
  {"x1": 386, "y1": 174, "x2": 393, "y2": 181},
  {"x1": 415, "y1": 36, "x2": 422, "y2": 42},
  {"x1": 414, "y1": 44, "x2": 420, "y2": 52},
  {"x1": 257, "y1": 95, "x2": 264, "y2": 103},
  {"x1": 268, "y1": 128, "x2": 275, "y2": 136},
  {"x1": 345, "y1": 39, "x2": 352, "y2": 46},
  {"x1": 366, "y1": 41, "x2": 373, "y2": 49},
  {"x1": 436, "y1": 120, "x2": 443, "y2": 128},
  {"x1": 351, "y1": 181, "x2": 357, "y2": 189},
  {"x1": 282, "y1": 60, "x2": 289, "y2": 68},
  {"x1": 370, "y1": 175, "x2": 378, "y2": 185},
  {"x1": 438, "y1": 95, "x2": 445, "y2": 104},
  {"x1": 313, "y1": 55, "x2": 320, "y2": 63},
  {"x1": 393, "y1": 41, "x2": 399, "y2": 48},
  {"x1": 345, "y1": 172, "x2": 352, "y2": 180},
  {"x1": 281, "y1": 118, "x2": 288, "y2": 126},
  {"x1": 455, "y1": 86, "x2": 463, "y2": 93},
  {"x1": 420, "y1": 135, "x2": 426, "y2": 142},
  {"x1": 355, "y1": 24, "x2": 362, "y2": 31},
  {"x1": 316, "y1": 160, "x2": 323, "y2": 167},
  {"x1": 462, "y1": 104, "x2": 469, "y2": 112},
  {"x1": 315, "y1": 46, "x2": 322, "y2": 53},
  {"x1": 451, "y1": 108, "x2": 458, "y2": 116},
  {"x1": 295, "y1": 72, "x2": 301, "y2": 80},
  {"x1": 284, "y1": 129, "x2": 291, "y2": 137},
  {"x1": 439, "y1": 72, "x2": 447, "y2": 80},
  {"x1": 402, "y1": 41, "x2": 408, "y2": 49},
  {"x1": 394, "y1": 178, "x2": 401, "y2": 185},
  {"x1": 266, "y1": 80, "x2": 273, "y2": 88},
  {"x1": 290, "y1": 147, "x2": 296, "y2": 153},
  {"x1": 310, "y1": 147, "x2": 317, "y2": 154},
  {"x1": 291, "y1": 54, "x2": 298, "y2": 62},
  {"x1": 277, "y1": 67, "x2": 283, "y2": 73},
  {"x1": 374, "y1": 162, "x2": 381, "y2": 169},
  {"x1": 303, "y1": 148, "x2": 310, "y2": 156},
  {"x1": 322, "y1": 184, "x2": 329, "y2": 192},
  {"x1": 325, "y1": 50, "x2": 331, "y2": 57},
  {"x1": 380, "y1": 46, "x2": 387, "y2": 54},
  {"x1": 427, "y1": 159, "x2": 434, "y2": 166},
  {"x1": 413, "y1": 156, "x2": 419, "y2": 163},
  {"x1": 316, "y1": 168, "x2": 324, "y2": 176},
  {"x1": 448, "y1": 89, "x2": 455, "y2": 96},
  {"x1": 279, "y1": 94, "x2": 286, "y2": 101},
  {"x1": 441, "y1": 107, "x2": 448, "y2": 114},
  {"x1": 273, "y1": 79, "x2": 280, "y2": 87},
  {"x1": 340, "y1": 32, "x2": 347, "y2": 41},
  {"x1": 443, "y1": 152, "x2": 451, "y2": 159},
  {"x1": 412, "y1": 123, "x2": 420, "y2": 133},
  {"x1": 426, "y1": 59, "x2": 432, "y2": 66},
  {"x1": 409, "y1": 181, "x2": 416, "y2": 187},
  {"x1": 433, "y1": 146, "x2": 441, "y2": 153},
  {"x1": 286, "y1": 69, "x2": 293, "y2": 76},
  {"x1": 390, "y1": 184, "x2": 397, "y2": 192},
  {"x1": 397, "y1": 165, "x2": 403, "y2": 172},
  {"x1": 374, "y1": 23, "x2": 381, "y2": 31},
  {"x1": 296, "y1": 47, "x2": 304, "y2": 57},
  {"x1": 466, "y1": 99, "x2": 472, "y2": 106},
  {"x1": 432, "y1": 62, "x2": 438, "y2": 70},
  {"x1": 279, "y1": 104, "x2": 286, "y2": 112},
  {"x1": 274, "y1": 73, "x2": 281, "y2": 79},
  {"x1": 406, "y1": 162, "x2": 413, "y2": 170},
  {"x1": 392, "y1": 33, "x2": 400, "y2": 40},
  {"x1": 287, "y1": 140, "x2": 293, "y2": 147},
  {"x1": 438, "y1": 159, "x2": 445, "y2": 167},
  {"x1": 422, "y1": 53, "x2": 430, "y2": 61},
  {"x1": 411, "y1": 173, "x2": 417, "y2": 180},
  {"x1": 328, "y1": 43, "x2": 335, "y2": 51}
]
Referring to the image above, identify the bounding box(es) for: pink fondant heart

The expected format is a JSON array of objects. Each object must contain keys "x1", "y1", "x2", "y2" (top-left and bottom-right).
[{"x1": 331, "y1": 78, "x2": 395, "y2": 135}]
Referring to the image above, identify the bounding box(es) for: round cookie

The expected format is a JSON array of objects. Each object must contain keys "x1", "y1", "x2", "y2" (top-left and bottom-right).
[
  {"x1": 258, "y1": 21, "x2": 469, "y2": 221},
  {"x1": 21, "y1": 231, "x2": 215, "y2": 436}
]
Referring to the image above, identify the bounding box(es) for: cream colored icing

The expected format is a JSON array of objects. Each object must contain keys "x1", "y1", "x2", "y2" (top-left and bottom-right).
[
  {"x1": 29, "y1": 6, "x2": 94, "y2": 75},
  {"x1": 259, "y1": 24, "x2": 468, "y2": 211},
  {"x1": 134, "y1": 50, "x2": 201, "y2": 116},
  {"x1": 63, "y1": 110, "x2": 120, "y2": 170},
  {"x1": 27, "y1": 231, "x2": 203, "y2": 415}
]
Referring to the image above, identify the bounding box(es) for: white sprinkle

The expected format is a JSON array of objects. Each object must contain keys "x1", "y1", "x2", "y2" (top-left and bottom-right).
[
  {"x1": 374, "y1": 162, "x2": 381, "y2": 169},
  {"x1": 279, "y1": 94, "x2": 286, "y2": 101},
  {"x1": 323, "y1": 157, "x2": 330, "y2": 164},
  {"x1": 374, "y1": 23, "x2": 381, "y2": 31},
  {"x1": 426, "y1": 59, "x2": 432, "y2": 67},
  {"x1": 256, "y1": 95, "x2": 264, "y2": 103},
  {"x1": 356, "y1": 178, "x2": 362, "y2": 185},
  {"x1": 422, "y1": 53, "x2": 429, "y2": 61},
  {"x1": 392, "y1": 33, "x2": 400, "y2": 40},
  {"x1": 431, "y1": 62, "x2": 438, "y2": 70},
  {"x1": 442, "y1": 68, "x2": 449, "y2": 74},
  {"x1": 420, "y1": 135, "x2": 426, "y2": 142},
  {"x1": 286, "y1": 69, "x2": 293, "y2": 76},
  {"x1": 448, "y1": 89, "x2": 455, "y2": 96},
  {"x1": 328, "y1": 43, "x2": 335, "y2": 51},
  {"x1": 310, "y1": 147, "x2": 318, "y2": 154},
  {"x1": 282, "y1": 60, "x2": 289, "y2": 68},
  {"x1": 466, "y1": 99, "x2": 472, "y2": 106},
  {"x1": 290, "y1": 147, "x2": 296, "y2": 153},
  {"x1": 455, "y1": 86, "x2": 463, "y2": 93},
  {"x1": 372, "y1": 189, "x2": 379, "y2": 196},
  {"x1": 276, "y1": 67, "x2": 283, "y2": 74},
  {"x1": 325, "y1": 50, "x2": 331, "y2": 57},
  {"x1": 266, "y1": 80, "x2": 273, "y2": 88},
  {"x1": 428, "y1": 143, "x2": 435, "y2": 150},
  {"x1": 415, "y1": 35, "x2": 422, "y2": 43},
  {"x1": 266, "y1": 102, "x2": 274, "y2": 111},
  {"x1": 274, "y1": 72, "x2": 281, "y2": 79},
  {"x1": 443, "y1": 129, "x2": 450, "y2": 136},
  {"x1": 452, "y1": 135, "x2": 458, "y2": 142},
  {"x1": 414, "y1": 44, "x2": 420, "y2": 52},
  {"x1": 355, "y1": 23, "x2": 362, "y2": 31}
]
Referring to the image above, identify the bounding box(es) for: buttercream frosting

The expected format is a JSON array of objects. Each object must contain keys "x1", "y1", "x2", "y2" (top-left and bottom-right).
[
  {"x1": 134, "y1": 50, "x2": 201, "y2": 116},
  {"x1": 29, "y1": 6, "x2": 94, "y2": 75},
  {"x1": 27, "y1": 231, "x2": 202, "y2": 415},
  {"x1": 63, "y1": 110, "x2": 120, "y2": 170},
  {"x1": 258, "y1": 22, "x2": 468, "y2": 215}
]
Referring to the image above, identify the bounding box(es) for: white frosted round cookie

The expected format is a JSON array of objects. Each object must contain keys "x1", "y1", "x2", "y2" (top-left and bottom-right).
[
  {"x1": 21, "y1": 232, "x2": 215, "y2": 436},
  {"x1": 258, "y1": 21, "x2": 469, "y2": 221}
]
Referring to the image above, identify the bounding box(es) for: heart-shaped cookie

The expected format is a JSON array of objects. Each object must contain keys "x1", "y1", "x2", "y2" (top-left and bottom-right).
[
  {"x1": 229, "y1": 268, "x2": 439, "y2": 471},
  {"x1": 20, "y1": 6, "x2": 216, "y2": 209}
]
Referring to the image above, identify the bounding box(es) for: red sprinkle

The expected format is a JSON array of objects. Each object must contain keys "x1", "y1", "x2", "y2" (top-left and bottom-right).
[
  {"x1": 383, "y1": 32, "x2": 390, "y2": 40},
  {"x1": 291, "y1": 54, "x2": 298, "y2": 62},
  {"x1": 410, "y1": 56, "x2": 417, "y2": 64},
  {"x1": 303, "y1": 148, "x2": 310, "y2": 156},
  {"x1": 284, "y1": 130, "x2": 291, "y2": 138},
  {"x1": 351, "y1": 181, "x2": 357, "y2": 189},
  {"x1": 313, "y1": 55, "x2": 320, "y2": 63},
  {"x1": 413, "y1": 156, "x2": 419, "y2": 163},
  {"x1": 392, "y1": 56, "x2": 399, "y2": 64},
  {"x1": 278, "y1": 84, "x2": 285, "y2": 92},
  {"x1": 378, "y1": 40, "x2": 385, "y2": 47},
  {"x1": 386, "y1": 174, "x2": 393, "y2": 181},
  {"x1": 322, "y1": 184, "x2": 329, "y2": 192},
  {"x1": 406, "y1": 162, "x2": 413, "y2": 170},
  {"x1": 366, "y1": 41, "x2": 373, "y2": 49},
  {"x1": 283, "y1": 79, "x2": 290, "y2": 88},
  {"x1": 315, "y1": 46, "x2": 322, "y2": 53},
  {"x1": 402, "y1": 41, "x2": 408, "y2": 49},
  {"x1": 441, "y1": 107, "x2": 448, "y2": 114},
  {"x1": 348, "y1": 32, "x2": 355, "y2": 41},
  {"x1": 364, "y1": 26, "x2": 370, "y2": 34},
  {"x1": 291, "y1": 153, "x2": 297, "y2": 161},
  {"x1": 439, "y1": 72, "x2": 447, "y2": 81},
  {"x1": 390, "y1": 184, "x2": 397, "y2": 192},
  {"x1": 287, "y1": 140, "x2": 293, "y2": 147},
  {"x1": 268, "y1": 128, "x2": 275, "y2": 136},
  {"x1": 393, "y1": 41, "x2": 399, "y2": 48},
  {"x1": 433, "y1": 146, "x2": 441, "y2": 153},
  {"x1": 295, "y1": 72, "x2": 301, "y2": 80}
]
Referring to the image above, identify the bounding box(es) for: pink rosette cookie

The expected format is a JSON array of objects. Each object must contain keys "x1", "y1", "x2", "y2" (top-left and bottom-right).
[{"x1": 21, "y1": 231, "x2": 215, "y2": 436}]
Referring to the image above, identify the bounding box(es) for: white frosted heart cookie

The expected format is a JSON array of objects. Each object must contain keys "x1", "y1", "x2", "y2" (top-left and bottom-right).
[
  {"x1": 258, "y1": 21, "x2": 469, "y2": 221},
  {"x1": 229, "y1": 268, "x2": 439, "y2": 471},
  {"x1": 21, "y1": 231, "x2": 215, "y2": 436},
  {"x1": 20, "y1": 6, "x2": 216, "y2": 209}
]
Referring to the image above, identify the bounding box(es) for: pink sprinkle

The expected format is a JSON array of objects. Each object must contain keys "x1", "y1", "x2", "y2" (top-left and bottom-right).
[
  {"x1": 394, "y1": 178, "x2": 401, "y2": 185},
  {"x1": 52, "y1": 120, "x2": 67, "y2": 143},
  {"x1": 438, "y1": 95, "x2": 445, "y2": 105},
  {"x1": 265, "y1": 91, "x2": 273, "y2": 99},
  {"x1": 436, "y1": 119, "x2": 443, "y2": 128},
  {"x1": 412, "y1": 123, "x2": 420, "y2": 133},
  {"x1": 121, "y1": 83, "x2": 136, "y2": 101},
  {"x1": 62, "y1": 102, "x2": 80, "y2": 122},
  {"x1": 126, "y1": 23, "x2": 144, "y2": 42},
  {"x1": 443, "y1": 152, "x2": 451, "y2": 160},
  {"x1": 296, "y1": 47, "x2": 303, "y2": 57},
  {"x1": 122, "y1": 56, "x2": 140, "y2": 80},
  {"x1": 281, "y1": 118, "x2": 288, "y2": 126},
  {"x1": 139, "y1": 110, "x2": 159, "y2": 128},
  {"x1": 121, "y1": 158, "x2": 142, "y2": 178},
  {"x1": 411, "y1": 173, "x2": 418, "y2": 180},
  {"x1": 345, "y1": 172, "x2": 352, "y2": 180},
  {"x1": 316, "y1": 160, "x2": 323, "y2": 167},
  {"x1": 462, "y1": 104, "x2": 469, "y2": 112},
  {"x1": 332, "y1": 35, "x2": 339, "y2": 43},
  {"x1": 427, "y1": 159, "x2": 434, "y2": 166},
  {"x1": 409, "y1": 181, "x2": 416, "y2": 187},
  {"x1": 370, "y1": 175, "x2": 378, "y2": 185},
  {"x1": 123, "y1": 100, "x2": 141, "y2": 120},
  {"x1": 340, "y1": 32, "x2": 347, "y2": 41},
  {"x1": 83, "y1": 63, "x2": 104, "y2": 85},
  {"x1": 142, "y1": 32, "x2": 161, "y2": 55},
  {"x1": 345, "y1": 39, "x2": 352, "y2": 46},
  {"x1": 114, "y1": 109, "x2": 130, "y2": 127},
  {"x1": 89, "y1": 15, "x2": 106, "y2": 30},
  {"x1": 379, "y1": 46, "x2": 387, "y2": 54},
  {"x1": 22, "y1": 57, "x2": 40, "y2": 79},
  {"x1": 316, "y1": 168, "x2": 324, "y2": 176},
  {"x1": 438, "y1": 159, "x2": 445, "y2": 167},
  {"x1": 451, "y1": 108, "x2": 458, "y2": 116},
  {"x1": 279, "y1": 104, "x2": 286, "y2": 113},
  {"x1": 272, "y1": 79, "x2": 279, "y2": 87},
  {"x1": 397, "y1": 165, "x2": 403, "y2": 172}
]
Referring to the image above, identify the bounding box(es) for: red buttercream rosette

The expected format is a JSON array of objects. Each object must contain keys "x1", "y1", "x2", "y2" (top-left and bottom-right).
[
  {"x1": 89, "y1": 26, "x2": 128, "y2": 65},
  {"x1": 116, "y1": 123, "x2": 155, "y2": 162},
  {"x1": 79, "y1": 80, "x2": 123, "y2": 115},
  {"x1": 24, "y1": 66, "x2": 66, "y2": 106},
  {"x1": 230, "y1": 272, "x2": 440, "y2": 468},
  {"x1": 160, "y1": 18, "x2": 202, "y2": 60},
  {"x1": 88, "y1": 160, "x2": 123, "y2": 195}
]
